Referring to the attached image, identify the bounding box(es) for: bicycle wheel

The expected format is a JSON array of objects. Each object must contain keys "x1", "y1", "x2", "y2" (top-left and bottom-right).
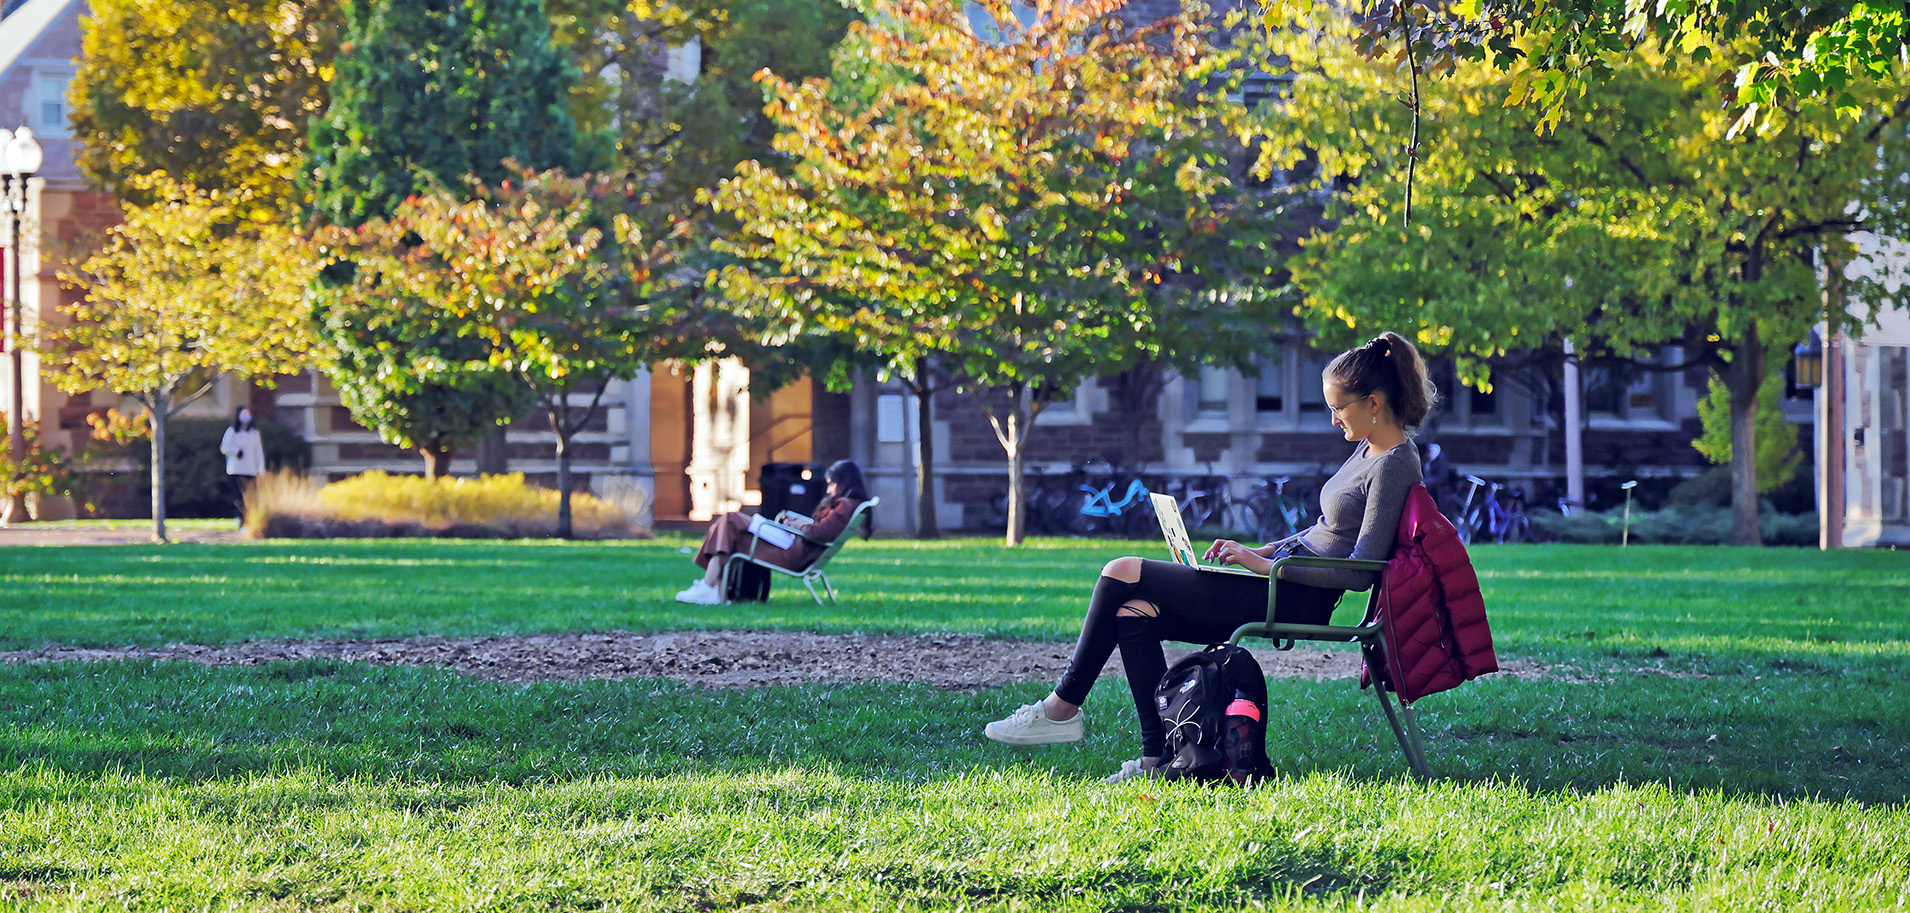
[
  {"x1": 984, "y1": 492, "x2": 1009, "y2": 531},
  {"x1": 1119, "y1": 498, "x2": 1157, "y2": 538},
  {"x1": 1254, "y1": 500, "x2": 1288, "y2": 544},
  {"x1": 1503, "y1": 514, "x2": 1532, "y2": 544},
  {"x1": 1235, "y1": 494, "x2": 1267, "y2": 543},
  {"x1": 1457, "y1": 506, "x2": 1483, "y2": 545},
  {"x1": 1053, "y1": 488, "x2": 1092, "y2": 535}
]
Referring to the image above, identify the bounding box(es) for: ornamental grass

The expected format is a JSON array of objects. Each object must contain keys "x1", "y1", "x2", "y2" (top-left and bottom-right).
[{"x1": 244, "y1": 469, "x2": 639, "y2": 539}]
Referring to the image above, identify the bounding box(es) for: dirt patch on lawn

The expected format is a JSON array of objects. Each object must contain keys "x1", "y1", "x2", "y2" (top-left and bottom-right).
[{"x1": 0, "y1": 630, "x2": 1557, "y2": 689}]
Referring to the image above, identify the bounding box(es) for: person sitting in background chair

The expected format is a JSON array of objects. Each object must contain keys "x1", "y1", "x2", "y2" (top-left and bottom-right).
[{"x1": 674, "y1": 459, "x2": 870, "y2": 605}]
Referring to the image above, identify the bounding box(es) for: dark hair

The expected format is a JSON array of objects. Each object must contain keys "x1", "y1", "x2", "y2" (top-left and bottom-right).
[
  {"x1": 823, "y1": 459, "x2": 869, "y2": 502},
  {"x1": 817, "y1": 459, "x2": 872, "y2": 536},
  {"x1": 1324, "y1": 332, "x2": 1438, "y2": 432},
  {"x1": 231, "y1": 406, "x2": 255, "y2": 432}
]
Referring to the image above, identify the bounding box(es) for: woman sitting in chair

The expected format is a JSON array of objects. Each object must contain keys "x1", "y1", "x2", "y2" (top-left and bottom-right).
[
  {"x1": 675, "y1": 459, "x2": 870, "y2": 605},
  {"x1": 983, "y1": 333, "x2": 1437, "y2": 781}
]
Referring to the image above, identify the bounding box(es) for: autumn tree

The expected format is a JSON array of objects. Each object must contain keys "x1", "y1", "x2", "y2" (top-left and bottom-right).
[
  {"x1": 338, "y1": 167, "x2": 706, "y2": 537},
  {"x1": 68, "y1": 0, "x2": 336, "y2": 211},
  {"x1": 305, "y1": 0, "x2": 580, "y2": 478},
  {"x1": 1248, "y1": 10, "x2": 1910, "y2": 543},
  {"x1": 39, "y1": 181, "x2": 319, "y2": 541},
  {"x1": 714, "y1": 0, "x2": 1288, "y2": 546}
]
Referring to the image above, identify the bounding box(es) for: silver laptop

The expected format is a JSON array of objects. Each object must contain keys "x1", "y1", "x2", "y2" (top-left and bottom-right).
[{"x1": 1150, "y1": 493, "x2": 1262, "y2": 576}]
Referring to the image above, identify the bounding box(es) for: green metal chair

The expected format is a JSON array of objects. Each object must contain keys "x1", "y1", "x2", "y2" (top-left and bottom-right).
[
  {"x1": 721, "y1": 497, "x2": 879, "y2": 606},
  {"x1": 1229, "y1": 555, "x2": 1433, "y2": 780}
]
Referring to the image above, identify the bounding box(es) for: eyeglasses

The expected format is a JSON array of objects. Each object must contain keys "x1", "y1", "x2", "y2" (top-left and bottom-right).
[{"x1": 1326, "y1": 394, "x2": 1370, "y2": 416}]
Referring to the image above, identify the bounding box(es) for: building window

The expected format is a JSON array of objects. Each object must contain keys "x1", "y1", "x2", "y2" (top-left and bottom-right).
[
  {"x1": 1469, "y1": 385, "x2": 1499, "y2": 418},
  {"x1": 35, "y1": 71, "x2": 73, "y2": 137},
  {"x1": 1583, "y1": 349, "x2": 1679, "y2": 424},
  {"x1": 1297, "y1": 350, "x2": 1331, "y2": 413},
  {"x1": 1253, "y1": 355, "x2": 1285, "y2": 413},
  {"x1": 1196, "y1": 366, "x2": 1231, "y2": 418}
]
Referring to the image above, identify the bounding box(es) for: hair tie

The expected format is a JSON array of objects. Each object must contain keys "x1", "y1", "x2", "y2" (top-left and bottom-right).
[{"x1": 1371, "y1": 335, "x2": 1391, "y2": 356}]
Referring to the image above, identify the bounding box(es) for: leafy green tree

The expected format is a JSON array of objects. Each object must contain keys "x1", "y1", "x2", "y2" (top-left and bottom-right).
[
  {"x1": 347, "y1": 167, "x2": 706, "y2": 537},
  {"x1": 1248, "y1": 11, "x2": 1910, "y2": 543},
  {"x1": 547, "y1": 0, "x2": 856, "y2": 193},
  {"x1": 68, "y1": 0, "x2": 336, "y2": 211},
  {"x1": 1694, "y1": 365, "x2": 1801, "y2": 497},
  {"x1": 714, "y1": 0, "x2": 1287, "y2": 545},
  {"x1": 39, "y1": 180, "x2": 319, "y2": 541},
  {"x1": 307, "y1": 253, "x2": 535, "y2": 481},
  {"x1": 305, "y1": 0, "x2": 579, "y2": 227},
  {"x1": 306, "y1": 0, "x2": 580, "y2": 479},
  {"x1": 1259, "y1": 0, "x2": 1910, "y2": 129},
  {"x1": 1445, "y1": 0, "x2": 1909, "y2": 116}
]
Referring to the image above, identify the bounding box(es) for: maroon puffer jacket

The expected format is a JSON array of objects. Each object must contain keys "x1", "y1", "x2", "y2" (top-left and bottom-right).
[{"x1": 1367, "y1": 483, "x2": 1498, "y2": 703}]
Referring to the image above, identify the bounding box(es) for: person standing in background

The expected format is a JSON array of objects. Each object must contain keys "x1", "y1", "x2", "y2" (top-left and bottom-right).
[{"x1": 220, "y1": 407, "x2": 265, "y2": 528}]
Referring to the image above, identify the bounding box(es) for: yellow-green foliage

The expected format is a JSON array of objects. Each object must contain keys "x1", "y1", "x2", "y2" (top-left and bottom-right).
[
  {"x1": 1694, "y1": 370, "x2": 1801, "y2": 495},
  {"x1": 321, "y1": 471, "x2": 628, "y2": 529},
  {"x1": 246, "y1": 469, "x2": 634, "y2": 539}
]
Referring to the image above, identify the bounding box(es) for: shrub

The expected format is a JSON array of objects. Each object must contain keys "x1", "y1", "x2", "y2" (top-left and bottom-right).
[
  {"x1": 246, "y1": 470, "x2": 641, "y2": 539},
  {"x1": 1528, "y1": 502, "x2": 1818, "y2": 546}
]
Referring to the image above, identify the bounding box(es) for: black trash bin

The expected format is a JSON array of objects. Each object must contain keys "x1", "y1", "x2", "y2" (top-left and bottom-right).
[{"x1": 758, "y1": 462, "x2": 825, "y2": 520}]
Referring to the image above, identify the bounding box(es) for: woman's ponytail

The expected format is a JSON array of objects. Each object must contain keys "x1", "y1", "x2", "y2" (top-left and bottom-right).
[{"x1": 1325, "y1": 331, "x2": 1439, "y2": 432}]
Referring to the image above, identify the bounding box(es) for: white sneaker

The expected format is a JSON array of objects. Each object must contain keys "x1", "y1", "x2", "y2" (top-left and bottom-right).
[
  {"x1": 1102, "y1": 758, "x2": 1159, "y2": 784},
  {"x1": 674, "y1": 580, "x2": 722, "y2": 605},
  {"x1": 983, "y1": 701, "x2": 1085, "y2": 746}
]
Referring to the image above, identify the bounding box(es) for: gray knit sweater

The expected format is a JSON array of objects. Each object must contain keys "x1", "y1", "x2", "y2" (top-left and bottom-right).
[{"x1": 1280, "y1": 441, "x2": 1422, "y2": 591}]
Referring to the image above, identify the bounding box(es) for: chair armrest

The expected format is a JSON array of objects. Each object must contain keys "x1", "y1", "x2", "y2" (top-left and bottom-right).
[
  {"x1": 1271, "y1": 556, "x2": 1391, "y2": 573},
  {"x1": 1232, "y1": 556, "x2": 1391, "y2": 645}
]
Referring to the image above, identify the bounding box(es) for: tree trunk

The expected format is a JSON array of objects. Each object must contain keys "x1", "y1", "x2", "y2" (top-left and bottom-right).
[
  {"x1": 1727, "y1": 327, "x2": 1764, "y2": 546},
  {"x1": 909, "y1": 358, "x2": 940, "y2": 539},
  {"x1": 420, "y1": 445, "x2": 450, "y2": 481},
  {"x1": 1111, "y1": 362, "x2": 1162, "y2": 463},
  {"x1": 554, "y1": 416, "x2": 573, "y2": 539},
  {"x1": 149, "y1": 400, "x2": 169, "y2": 543},
  {"x1": 1004, "y1": 413, "x2": 1025, "y2": 547},
  {"x1": 985, "y1": 383, "x2": 1035, "y2": 547},
  {"x1": 476, "y1": 425, "x2": 509, "y2": 476}
]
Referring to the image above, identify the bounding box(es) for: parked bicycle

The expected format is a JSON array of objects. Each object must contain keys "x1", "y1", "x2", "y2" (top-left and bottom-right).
[
  {"x1": 1240, "y1": 475, "x2": 1315, "y2": 543},
  {"x1": 1456, "y1": 474, "x2": 1532, "y2": 544},
  {"x1": 1077, "y1": 461, "x2": 1154, "y2": 538},
  {"x1": 986, "y1": 463, "x2": 1089, "y2": 535},
  {"x1": 1163, "y1": 464, "x2": 1240, "y2": 536}
]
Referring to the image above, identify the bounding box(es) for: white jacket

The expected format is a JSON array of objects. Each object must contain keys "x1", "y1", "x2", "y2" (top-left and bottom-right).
[{"x1": 220, "y1": 426, "x2": 265, "y2": 477}]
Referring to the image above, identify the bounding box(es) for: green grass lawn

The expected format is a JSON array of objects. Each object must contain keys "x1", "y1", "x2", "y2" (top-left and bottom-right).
[{"x1": 1, "y1": 538, "x2": 1906, "y2": 910}]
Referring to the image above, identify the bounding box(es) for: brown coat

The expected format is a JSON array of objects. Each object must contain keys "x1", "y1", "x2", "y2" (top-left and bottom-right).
[{"x1": 693, "y1": 497, "x2": 865, "y2": 572}]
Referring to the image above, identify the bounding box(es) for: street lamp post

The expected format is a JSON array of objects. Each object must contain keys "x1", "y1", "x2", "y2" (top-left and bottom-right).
[{"x1": 1, "y1": 126, "x2": 45, "y2": 524}]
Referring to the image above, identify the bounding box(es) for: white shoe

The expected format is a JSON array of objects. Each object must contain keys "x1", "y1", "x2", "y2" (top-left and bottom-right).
[
  {"x1": 983, "y1": 700, "x2": 1085, "y2": 746},
  {"x1": 1102, "y1": 758, "x2": 1159, "y2": 784},
  {"x1": 674, "y1": 580, "x2": 722, "y2": 605}
]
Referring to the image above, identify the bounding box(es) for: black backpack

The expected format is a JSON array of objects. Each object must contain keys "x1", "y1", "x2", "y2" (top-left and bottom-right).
[
  {"x1": 723, "y1": 562, "x2": 772, "y2": 603},
  {"x1": 1154, "y1": 643, "x2": 1274, "y2": 784}
]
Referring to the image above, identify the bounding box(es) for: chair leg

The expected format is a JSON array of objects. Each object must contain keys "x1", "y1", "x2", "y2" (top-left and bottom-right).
[
  {"x1": 720, "y1": 556, "x2": 741, "y2": 606},
  {"x1": 1368, "y1": 683, "x2": 1432, "y2": 780},
  {"x1": 818, "y1": 571, "x2": 837, "y2": 605},
  {"x1": 802, "y1": 575, "x2": 825, "y2": 606},
  {"x1": 1397, "y1": 699, "x2": 1433, "y2": 780}
]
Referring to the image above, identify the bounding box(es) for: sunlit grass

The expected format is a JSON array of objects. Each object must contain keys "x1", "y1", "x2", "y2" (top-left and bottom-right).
[{"x1": 1, "y1": 538, "x2": 1907, "y2": 909}]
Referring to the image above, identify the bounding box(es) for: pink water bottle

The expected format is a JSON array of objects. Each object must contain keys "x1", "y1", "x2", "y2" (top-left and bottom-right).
[{"x1": 1225, "y1": 692, "x2": 1261, "y2": 722}]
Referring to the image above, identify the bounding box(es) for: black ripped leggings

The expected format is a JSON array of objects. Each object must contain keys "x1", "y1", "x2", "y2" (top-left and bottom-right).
[{"x1": 1053, "y1": 557, "x2": 1344, "y2": 758}]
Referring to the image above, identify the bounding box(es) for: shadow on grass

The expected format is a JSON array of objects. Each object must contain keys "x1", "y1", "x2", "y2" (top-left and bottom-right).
[{"x1": 1, "y1": 658, "x2": 1904, "y2": 806}]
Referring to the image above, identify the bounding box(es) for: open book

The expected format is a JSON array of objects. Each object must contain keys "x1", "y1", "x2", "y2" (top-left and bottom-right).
[{"x1": 747, "y1": 513, "x2": 797, "y2": 550}]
